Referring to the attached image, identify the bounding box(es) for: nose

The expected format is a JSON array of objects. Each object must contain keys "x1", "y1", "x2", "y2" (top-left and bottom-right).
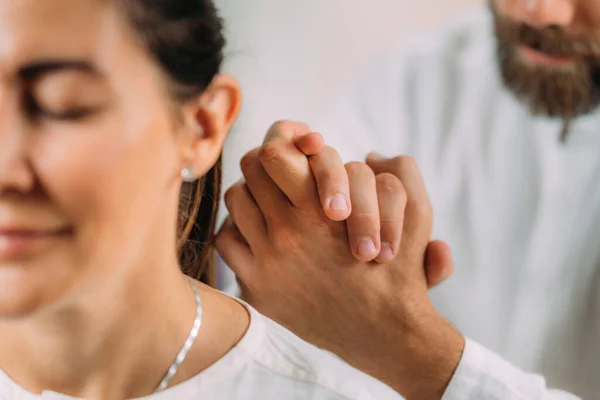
[
  {"x1": 498, "y1": 0, "x2": 576, "y2": 28},
  {"x1": 0, "y1": 93, "x2": 35, "y2": 193}
]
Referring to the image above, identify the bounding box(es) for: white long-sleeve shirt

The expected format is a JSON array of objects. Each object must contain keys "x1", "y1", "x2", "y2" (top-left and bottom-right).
[
  {"x1": 0, "y1": 303, "x2": 402, "y2": 400},
  {"x1": 315, "y1": 7, "x2": 599, "y2": 400}
]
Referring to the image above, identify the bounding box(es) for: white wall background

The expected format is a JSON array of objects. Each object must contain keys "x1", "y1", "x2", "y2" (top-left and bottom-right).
[{"x1": 215, "y1": 0, "x2": 480, "y2": 190}]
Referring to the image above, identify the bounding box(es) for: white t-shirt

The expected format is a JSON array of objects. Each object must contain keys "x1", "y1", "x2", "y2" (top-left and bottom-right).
[
  {"x1": 314, "y1": 5, "x2": 599, "y2": 400},
  {"x1": 0, "y1": 305, "x2": 401, "y2": 400}
]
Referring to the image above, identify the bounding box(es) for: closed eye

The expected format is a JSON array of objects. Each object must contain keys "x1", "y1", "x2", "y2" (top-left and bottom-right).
[
  {"x1": 20, "y1": 59, "x2": 108, "y2": 123},
  {"x1": 24, "y1": 92, "x2": 99, "y2": 122}
]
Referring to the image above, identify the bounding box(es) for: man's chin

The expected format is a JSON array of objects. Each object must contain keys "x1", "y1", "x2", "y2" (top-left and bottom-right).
[{"x1": 498, "y1": 47, "x2": 599, "y2": 119}]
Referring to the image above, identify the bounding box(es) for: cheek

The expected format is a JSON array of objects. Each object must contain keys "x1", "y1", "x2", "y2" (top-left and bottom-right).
[
  {"x1": 584, "y1": 4, "x2": 600, "y2": 28},
  {"x1": 494, "y1": 0, "x2": 520, "y2": 20},
  {"x1": 31, "y1": 111, "x2": 179, "y2": 265}
]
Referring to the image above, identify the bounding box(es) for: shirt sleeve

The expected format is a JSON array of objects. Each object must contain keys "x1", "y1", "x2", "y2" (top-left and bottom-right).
[{"x1": 443, "y1": 338, "x2": 582, "y2": 400}]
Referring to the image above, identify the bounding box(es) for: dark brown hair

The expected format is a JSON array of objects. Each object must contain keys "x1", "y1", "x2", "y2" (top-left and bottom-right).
[{"x1": 122, "y1": 0, "x2": 226, "y2": 285}]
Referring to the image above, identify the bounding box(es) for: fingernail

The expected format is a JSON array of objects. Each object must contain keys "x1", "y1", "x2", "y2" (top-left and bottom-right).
[
  {"x1": 357, "y1": 238, "x2": 377, "y2": 257},
  {"x1": 329, "y1": 193, "x2": 348, "y2": 210},
  {"x1": 378, "y1": 242, "x2": 394, "y2": 261}
]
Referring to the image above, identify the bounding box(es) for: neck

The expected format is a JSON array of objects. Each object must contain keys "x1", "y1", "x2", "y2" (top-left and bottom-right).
[{"x1": 0, "y1": 256, "x2": 197, "y2": 399}]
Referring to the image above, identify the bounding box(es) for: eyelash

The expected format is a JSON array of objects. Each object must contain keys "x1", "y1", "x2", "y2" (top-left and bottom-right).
[
  {"x1": 24, "y1": 93, "x2": 95, "y2": 122},
  {"x1": 37, "y1": 107, "x2": 94, "y2": 121}
]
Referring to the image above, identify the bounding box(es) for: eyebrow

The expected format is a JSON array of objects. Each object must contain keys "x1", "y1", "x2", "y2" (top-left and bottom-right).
[{"x1": 18, "y1": 60, "x2": 103, "y2": 80}]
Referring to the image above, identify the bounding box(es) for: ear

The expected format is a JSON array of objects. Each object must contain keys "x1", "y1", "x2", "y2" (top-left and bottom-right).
[{"x1": 179, "y1": 74, "x2": 241, "y2": 179}]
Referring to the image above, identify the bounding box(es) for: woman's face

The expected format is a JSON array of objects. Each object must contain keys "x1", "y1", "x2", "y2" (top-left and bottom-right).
[{"x1": 0, "y1": 0, "x2": 237, "y2": 317}]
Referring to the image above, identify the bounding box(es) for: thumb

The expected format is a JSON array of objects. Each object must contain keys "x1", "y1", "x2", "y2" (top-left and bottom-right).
[
  {"x1": 424, "y1": 240, "x2": 454, "y2": 289},
  {"x1": 295, "y1": 132, "x2": 325, "y2": 156}
]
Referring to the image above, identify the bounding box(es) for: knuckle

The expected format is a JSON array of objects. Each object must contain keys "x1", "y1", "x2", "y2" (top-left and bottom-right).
[
  {"x1": 268, "y1": 120, "x2": 310, "y2": 137},
  {"x1": 273, "y1": 229, "x2": 303, "y2": 252},
  {"x1": 269, "y1": 120, "x2": 293, "y2": 132},
  {"x1": 392, "y1": 155, "x2": 416, "y2": 172},
  {"x1": 240, "y1": 149, "x2": 259, "y2": 175},
  {"x1": 293, "y1": 121, "x2": 311, "y2": 133},
  {"x1": 223, "y1": 182, "x2": 244, "y2": 210},
  {"x1": 380, "y1": 221, "x2": 401, "y2": 239},
  {"x1": 315, "y1": 169, "x2": 345, "y2": 190},
  {"x1": 223, "y1": 187, "x2": 235, "y2": 210},
  {"x1": 350, "y1": 210, "x2": 380, "y2": 228},
  {"x1": 322, "y1": 145, "x2": 341, "y2": 160},
  {"x1": 345, "y1": 161, "x2": 375, "y2": 179},
  {"x1": 258, "y1": 142, "x2": 283, "y2": 165},
  {"x1": 376, "y1": 172, "x2": 404, "y2": 193},
  {"x1": 310, "y1": 147, "x2": 339, "y2": 168}
]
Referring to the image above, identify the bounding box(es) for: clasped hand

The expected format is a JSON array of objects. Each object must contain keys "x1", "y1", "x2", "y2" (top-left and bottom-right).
[{"x1": 217, "y1": 121, "x2": 464, "y2": 400}]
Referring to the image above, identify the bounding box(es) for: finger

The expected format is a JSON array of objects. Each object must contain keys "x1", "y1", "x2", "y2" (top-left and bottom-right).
[
  {"x1": 224, "y1": 180, "x2": 267, "y2": 250},
  {"x1": 366, "y1": 154, "x2": 433, "y2": 243},
  {"x1": 215, "y1": 218, "x2": 255, "y2": 285},
  {"x1": 295, "y1": 132, "x2": 325, "y2": 156},
  {"x1": 258, "y1": 136, "x2": 320, "y2": 210},
  {"x1": 260, "y1": 121, "x2": 321, "y2": 208},
  {"x1": 345, "y1": 162, "x2": 380, "y2": 262},
  {"x1": 240, "y1": 148, "x2": 290, "y2": 227},
  {"x1": 424, "y1": 240, "x2": 454, "y2": 289},
  {"x1": 373, "y1": 173, "x2": 407, "y2": 264},
  {"x1": 309, "y1": 146, "x2": 351, "y2": 222},
  {"x1": 262, "y1": 120, "x2": 311, "y2": 144}
]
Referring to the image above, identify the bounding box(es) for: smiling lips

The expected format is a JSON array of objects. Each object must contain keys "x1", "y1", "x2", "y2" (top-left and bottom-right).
[
  {"x1": 0, "y1": 227, "x2": 70, "y2": 258},
  {"x1": 519, "y1": 45, "x2": 576, "y2": 66}
]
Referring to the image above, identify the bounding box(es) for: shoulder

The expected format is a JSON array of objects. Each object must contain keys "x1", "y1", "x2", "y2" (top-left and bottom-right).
[{"x1": 242, "y1": 307, "x2": 403, "y2": 400}]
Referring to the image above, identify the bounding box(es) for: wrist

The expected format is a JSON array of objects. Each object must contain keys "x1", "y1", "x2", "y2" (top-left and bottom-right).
[
  {"x1": 366, "y1": 297, "x2": 465, "y2": 400},
  {"x1": 401, "y1": 312, "x2": 465, "y2": 400}
]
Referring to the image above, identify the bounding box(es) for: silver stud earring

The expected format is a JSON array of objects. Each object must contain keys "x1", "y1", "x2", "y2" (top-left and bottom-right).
[{"x1": 181, "y1": 167, "x2": 196, "y2": 182}]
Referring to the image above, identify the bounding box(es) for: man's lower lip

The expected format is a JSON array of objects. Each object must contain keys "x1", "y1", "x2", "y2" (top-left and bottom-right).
[{"x1": 519, "y1": 45, "x2": 575, "y2": 66}]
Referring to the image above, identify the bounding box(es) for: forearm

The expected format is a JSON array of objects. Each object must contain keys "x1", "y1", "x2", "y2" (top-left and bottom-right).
[{"x1": 333, "y1": 306, "x2": 465, "y2": 400}]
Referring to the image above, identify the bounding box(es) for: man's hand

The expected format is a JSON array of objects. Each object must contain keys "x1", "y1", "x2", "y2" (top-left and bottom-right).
[
  {"x1": 216, "y1": 121, "x2": 463, "y2": 399},
  {"x1": 233, "y1": 121, "x2": 453, "y2": 282}
]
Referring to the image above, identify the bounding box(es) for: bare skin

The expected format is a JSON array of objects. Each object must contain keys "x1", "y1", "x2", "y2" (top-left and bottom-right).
[
  {"x1": 0, "y1": 1, "x2": 247, "y2": 398},
  {"x1": 217, "y1": 122, "x2": 461, "y2": 400}
]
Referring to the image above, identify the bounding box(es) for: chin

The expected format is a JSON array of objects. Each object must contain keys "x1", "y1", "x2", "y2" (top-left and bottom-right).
[
  {"x1": 0, "y1": 282, "x2": 48, "y2": 319},
  {"x1": 0, "y1": 262, "x2": 75, "y2": 320}
]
